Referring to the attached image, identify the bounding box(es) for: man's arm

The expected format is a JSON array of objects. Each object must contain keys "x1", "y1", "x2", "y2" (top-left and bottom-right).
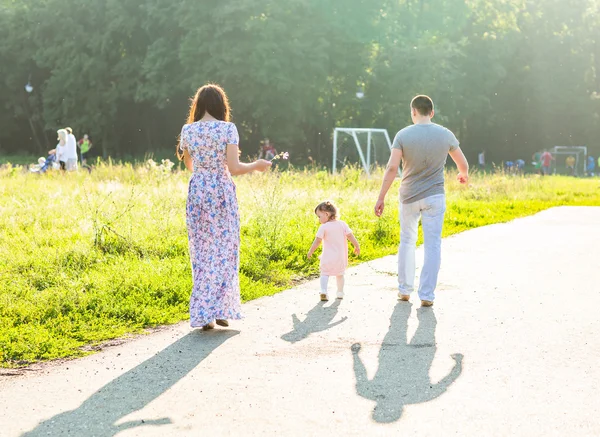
[
  {"x1": 449, "y1": 147, "x2": 469, "y2": 184},
  {"x1": 374, "y1": 148, "x2": 402, "y2": 217}
]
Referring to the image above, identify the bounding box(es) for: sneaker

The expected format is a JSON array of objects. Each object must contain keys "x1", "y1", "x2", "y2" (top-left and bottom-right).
[
  {"x1": 320, "y1": 293, "x2": 329, "y2": 302},
  {"x1": 216, "y1": 319, "x2": 229, "y2": 327},
  {"x1": 336, "y1": 291, "x2": 344, "y2": 299},
  {"x1": 398, "y1": 293, "x2": 410, "y2": 301},
  {"x1": 421, "y1": 300, "x2": 434, "y2": 307}
]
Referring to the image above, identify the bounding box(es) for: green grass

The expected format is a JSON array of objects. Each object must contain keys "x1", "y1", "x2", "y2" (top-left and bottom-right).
[{"x1": 1, "y1": 161, "x2": 599, "y2": 367}]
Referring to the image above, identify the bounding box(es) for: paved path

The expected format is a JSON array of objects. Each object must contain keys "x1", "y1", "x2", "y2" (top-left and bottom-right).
[{"x1": 1, "y1": 207, "x2": 599, "y2": 437}]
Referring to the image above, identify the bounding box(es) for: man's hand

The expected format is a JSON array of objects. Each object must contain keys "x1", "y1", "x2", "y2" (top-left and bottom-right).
[
  {"x1": 449, "y1": 147, "x2": 469, "y2": 185},
  {"x1": 374, "y1": 199, "x2": 385, "y2": 217},
  {"x1": 354, "y1": 246, "x2": 360, "y2": 256},
  {"x1": 375, "y1": 149, "x2": 402, "y2": 218},
  {"x1": 307, "y1": 251, "x2": 313, "y2": 259}
]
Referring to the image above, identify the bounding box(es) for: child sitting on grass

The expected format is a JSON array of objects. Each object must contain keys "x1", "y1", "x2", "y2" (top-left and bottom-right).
[{"x1": 307, "y1": 201, "x2": 360, "y2": 301}]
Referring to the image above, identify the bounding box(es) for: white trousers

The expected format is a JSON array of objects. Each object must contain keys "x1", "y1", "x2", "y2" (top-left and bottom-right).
[
  {"x1": 398, "y1": 194, "x2": 446, "y2": 302},
  {"x1": 66, "y1": 159, "x2": 78, "y2": 171}
]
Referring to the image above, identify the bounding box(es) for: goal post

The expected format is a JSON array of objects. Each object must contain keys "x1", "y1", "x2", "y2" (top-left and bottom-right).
[{"x1": 332, "y1": 128, "x2": 393, "y2": 175}]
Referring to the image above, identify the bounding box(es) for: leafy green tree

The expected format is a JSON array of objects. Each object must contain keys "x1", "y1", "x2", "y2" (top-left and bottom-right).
[{"x1": 0, "y1": 0, "x2": 598, "y2": 164}]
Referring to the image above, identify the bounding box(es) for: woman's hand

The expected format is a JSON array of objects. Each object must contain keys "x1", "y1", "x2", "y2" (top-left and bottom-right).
[
  {"x1": 254, "y1": 159, "x2": 272, "y2": 172},
  {"x1": 227, "y1": 146, "x2": 272, "y2": 175},
  {"x1": 374, "y1": 199, "x2": 385, "y2": 217}
]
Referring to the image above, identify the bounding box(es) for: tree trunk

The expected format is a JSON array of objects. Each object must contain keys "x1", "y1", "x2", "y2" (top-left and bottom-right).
[
  {"x1": 27, "y1": 117, "x2": 43, "y2": 155},
  {"x1": 21, "y1": 94, "x2": 44, "y2": 154}
]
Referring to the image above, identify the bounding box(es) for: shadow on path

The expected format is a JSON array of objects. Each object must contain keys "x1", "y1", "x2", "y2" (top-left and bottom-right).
[
  {"x1": 281, "y1": 300, "x2": 347, "y2": 343},
  {"x1": 21, "y1": 329, "x2": 238, "y2": 436},
  {"x1": 352, "y1": 303, "x2": 463, "y2": 423}
]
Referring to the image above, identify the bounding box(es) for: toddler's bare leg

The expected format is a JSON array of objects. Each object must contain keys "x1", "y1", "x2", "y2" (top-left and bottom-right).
[{"x1": 336, "y1": 275, "x2": 345, "y2": 299}]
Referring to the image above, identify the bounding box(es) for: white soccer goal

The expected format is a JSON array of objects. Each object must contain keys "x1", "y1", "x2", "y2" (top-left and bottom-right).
[
  {"x1": 550, "y1": 146, "x2": 587, "y2": 176},
  {"x1": 332, "y1": 128, "x2": 393, "y2": 175}
]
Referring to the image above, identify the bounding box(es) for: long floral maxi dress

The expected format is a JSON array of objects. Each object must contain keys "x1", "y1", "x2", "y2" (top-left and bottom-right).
[{"x1": 179, "y1": 120, "x2": 243, "y2": 327}]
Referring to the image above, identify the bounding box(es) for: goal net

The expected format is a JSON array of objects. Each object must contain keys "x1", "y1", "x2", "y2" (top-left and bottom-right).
[
  {"x1": 332, "y1": 128, "x2": 393, "y2": 175},
  {"x1": 549, "y1": 146, "x2": 587, "y2": 176}
]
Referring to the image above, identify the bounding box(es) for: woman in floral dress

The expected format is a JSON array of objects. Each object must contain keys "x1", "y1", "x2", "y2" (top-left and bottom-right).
[{"x1": 178, "y1": 84, "x2": 271, "y2": 330}]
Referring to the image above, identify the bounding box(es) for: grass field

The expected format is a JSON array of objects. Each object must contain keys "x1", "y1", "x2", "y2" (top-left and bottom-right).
[{"x1": 1, "y1": 161, "x2": 599, "y2": 367}]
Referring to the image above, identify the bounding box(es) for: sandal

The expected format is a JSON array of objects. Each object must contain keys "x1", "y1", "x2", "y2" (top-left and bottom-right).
[{"x1": 202, "y1": 321, "x2": 216, "y2": 331}]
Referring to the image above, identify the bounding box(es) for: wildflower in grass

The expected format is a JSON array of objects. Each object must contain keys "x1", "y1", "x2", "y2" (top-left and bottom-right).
[
  {"x1": 145, "y1": 158, "x2": 175, "y2": 176},
  {"x1": 160, "y1": 159, "x2": 175, "y2": 172}
]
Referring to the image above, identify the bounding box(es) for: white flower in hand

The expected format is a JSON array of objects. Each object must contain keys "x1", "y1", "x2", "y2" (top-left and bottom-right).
[{"x1": 270, "y1": 151, "x2": 289, "y2": 162}]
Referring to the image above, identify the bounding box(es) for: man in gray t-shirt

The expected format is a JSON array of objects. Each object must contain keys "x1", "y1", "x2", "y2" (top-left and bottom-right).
[
  {"x1": 392, "y1": 122, "x2": 460, "y2": 204},
  {"x1": 375, "y1": 95, "x2": 469, "y2": 307}
]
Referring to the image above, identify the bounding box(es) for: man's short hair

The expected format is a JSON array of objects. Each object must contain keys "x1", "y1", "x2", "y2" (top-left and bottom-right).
[{"x1": 411, "y1": 95, "x2": 434, "y2": 116}]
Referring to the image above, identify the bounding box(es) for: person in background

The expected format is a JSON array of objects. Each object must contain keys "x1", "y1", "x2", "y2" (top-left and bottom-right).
[
  {"x1": 516, "y1": 158, "x2": 525, "y2": 175},
  {"x1": 259, "y1": 138, "x2": 277, "y2": 161},
  {"x1": 56, "y1": 129, "x2": 68, "y2": 171},
  {"x1": 65, "y1": 127, "x2": 78, "y2": 171},
  {"x1": 478, "y1": 151, "x2": 485, "y2": 170},
  {"x1": 532, "y1": 151, "x2": 542, "y2": 175},
  {"x1": 78, "y1": 134, "x2": 93, "y2": 165},
  {"x1": 30, "y1": 151, "x2": 58, "y2": 173},
  {"x1": 565, "y1": 155, "x2": 576, "y2": 176},
  {"x1": 586, "y1": 155, "x2": 595, "y2": 177},
  {"x1": 540, "y1": 149, "x2": 553, "y2": 176}
]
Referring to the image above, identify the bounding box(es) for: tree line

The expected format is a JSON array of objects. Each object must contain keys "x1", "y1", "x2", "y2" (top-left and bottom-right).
[{"x1": 1, "y1": 0, "x2": 599, "y2": 166}]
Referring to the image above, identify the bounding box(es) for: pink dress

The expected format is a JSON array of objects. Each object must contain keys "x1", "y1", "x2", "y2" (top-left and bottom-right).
[
  {"x1": 316, "y1": 220, "x2": 352, "y2": 276},
  {"x1": 179, "y1": 120, "x2": 243, "y2": 328}
]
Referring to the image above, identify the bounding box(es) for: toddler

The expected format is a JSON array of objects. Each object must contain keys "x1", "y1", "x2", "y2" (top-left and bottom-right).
[{"x1": 307, "y1": 201, "x2": 360, "y2": 301}]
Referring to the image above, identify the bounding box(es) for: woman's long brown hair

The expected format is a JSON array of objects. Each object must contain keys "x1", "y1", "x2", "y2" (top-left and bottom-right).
[{"x1": 177, "y1": 83, "x2": 231, "y2": 160}]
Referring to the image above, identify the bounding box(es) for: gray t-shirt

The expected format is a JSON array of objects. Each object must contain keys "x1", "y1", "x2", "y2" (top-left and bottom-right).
[{"x1": 392, "y1": 123, "x2": 459, "y2": 204}]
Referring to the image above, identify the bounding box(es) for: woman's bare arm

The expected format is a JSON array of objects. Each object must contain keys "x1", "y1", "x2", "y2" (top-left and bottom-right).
[{"x1": 226, "y1": 144, "x2": 271, "y2": 176}]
